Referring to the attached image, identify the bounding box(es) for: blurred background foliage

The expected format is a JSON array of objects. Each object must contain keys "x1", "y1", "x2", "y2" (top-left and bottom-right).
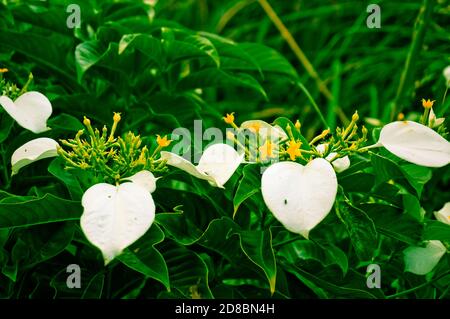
[{"x1": 0, "y1": 0, "x2": 449, "y2": 299}]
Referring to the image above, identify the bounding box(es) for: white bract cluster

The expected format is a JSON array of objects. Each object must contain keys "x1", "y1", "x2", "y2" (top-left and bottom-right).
[
  {"x1": 2, "y1": 91, "x2": 158, "y2": 264},
  {"x1": 3, "y1": 90, "x2": 450, "y2": 269}
]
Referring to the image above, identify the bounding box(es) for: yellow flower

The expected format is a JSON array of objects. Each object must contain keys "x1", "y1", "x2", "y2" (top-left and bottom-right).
[
  {"x1": 113, "y1": 112, "x2": 121, "y2": 123},
  {"x1": 422, "y1": 99, "x2": 435, "y2": 109},
  {"x1": 397, "y1": 113, "x2": 405, "y2": 121},
  {"x1": 0, "y1": 68, "x2": 8, "y2": 73},
  {"x1": 259, "y1": 140, "x2": 275, "y2": 161},
  {"x1": 286, "y1": 140, "x2": 302, "y2": 161},
  {"x1": 156, "y1": 135, "x2": 172, "y2": 148},
  {"x1": 223, "y1": 113, "x2": 235, "y2": 124},
  {"x1": 294, "y1": 120, "x2": 301, "y2": 131}
]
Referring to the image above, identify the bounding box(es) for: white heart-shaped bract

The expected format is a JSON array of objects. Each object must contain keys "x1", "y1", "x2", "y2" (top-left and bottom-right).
[
  {"x1": 161, "y1": 143, "x2": 243, "y2": 188},
  {"x1": 240, "y1": 120, "x2": 287, "y2": 140},
  {"x1": 378, "y1": 121, "x2": 450, "y2": 167},
  {"x1": 81, "y1": 182, "x2": 156, "y2": 265},
  {"x1": 403, "y1": 240, "x2": 447, "y2": 275},
  {"x1": 11, "y1": 137, "x2": 59, "y2": 175},
  {"x1": 261, "y1": 158, "x2": 338, "y2": 239},
  {"x1": 124, "y1": 170, "x2": 158, "y2": 193},
  {"x1": 434, "y1": 202, "x2": 450, "y2": 225},
  {"x1": 316, "y1": 143, "x2": 350, "y2": 173},
  {"x1": 0, "y1": 91, "x2": 52, "y2": 133}
]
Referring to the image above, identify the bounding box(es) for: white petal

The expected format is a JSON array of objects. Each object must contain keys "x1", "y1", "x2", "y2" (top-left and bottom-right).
[
  {"x1": 197, "y1": 143, "x2": 244, "y2": 188},
  {"x1": 261, "y1": 158, "x2": 338, "y2": 238},
  {"x1": 81, "y1": 182, "x2": 155, "y2": 264},
  {"x1": 240, "y1": 120, "x2": 287, "y2": 140},
  {"x1": 11, "y1": 137, "x2": 59, "y2": 175},
  {"x1": 428, "y1": 108, "x2": 445, "y2": 128},
  {"x1": 327, "y1": 154, "x2": 350, "y2": 173},
  {"x1": 379, "y1": 121, "x2": 450, "y2": 167},
  {"x1": 316, "y1": 144, "x2": 350, "y2": 173},
  {"x1": 161, "y1": 144, "x2": 243, "y2": 188},
  {"x1": 434, "y1": 202, "x2": 450, "y2": 225},
  {"x1": 124, "y1": 170, "x2": 158, "y2": 193},
  {"x1": 403, "y1": 240, "x2": 447, "y2": 275},
  {"x1": 0, "y1": 92, "x2": 52, "y2": 133},
  {"x1": 160, "y1": 151, "x2": 213, "y2": 183}
]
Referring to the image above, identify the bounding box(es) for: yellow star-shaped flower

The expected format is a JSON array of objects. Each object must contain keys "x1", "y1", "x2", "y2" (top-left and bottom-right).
[
  {"x1": 223, "y1": 113, "x2": 235, "y2": 124},
  {"x1": 156, "y1": 135, "x2": 172, "y2": 148},
  {"x1": 286, "y1": 140, "x2": 302, "y2": 161},
  {"x1": 259, "y1": 140, "x2": 275, "y2": 161},
  {"x1": 422, "y1": 99, "x2": 435, "y2": 109}
]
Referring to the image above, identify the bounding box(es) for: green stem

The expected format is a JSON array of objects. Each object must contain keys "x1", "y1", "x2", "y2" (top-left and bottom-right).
[
  {"x1": 386, "y1": 271, "x2": 449, "y2": 299},
  {"x1": 391, "y1": 0, "x2": 434, "y2": 120},
  {"x1": 296, "y1": 82, "x2": 329, "y2": 129}
]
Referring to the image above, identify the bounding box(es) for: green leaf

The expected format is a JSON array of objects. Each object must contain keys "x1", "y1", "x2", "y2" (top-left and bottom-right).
[
  {"x1": 282, "y1": 263, "x2": 378, "y2": 299},
  {"x1": 423, "y1": 221, "x2": 450, "y2": 242},
  {"x1": 118, "y1": 33, "x2": 163, "y2": 64},
  {"x1": 277, "y1": 239, "x2": 348, "y2": 275},
  {"x1": 163, "y1": 30, "x2": 220, "y2": 67},
  {"x1": 336, "y1": 199, "x2": 378, "y2": 261},
  {"x1": 47, "y1": 113, "x2": 84, "y2": 132},
  {"x1": 402, "y1": 193, "x2": 423, "y2": 222},
  {"x1": 233, "y1": 164, "x2": 261, "y2": 217},
  {"x1": 177, "y1": 68, "x2": 267, "y2": 99},
  {"x1": 0, "y1": 113, "x2": 14, "y2": 143},
  {"x1": 160, "y1": 241, "x2": 213, "y2": 298},
  {"x1": 118, "y1": 224, "x2": 169, "y2": 290},
  {"x1": 0, "y1": 194, "x2": 82, "y2": 229},
  {"x1": 0, "y1": 29, "x2": 77, "y2": 87},
  {"x1": 360, "y1": 203, "x2": 423, "y2": 245},
  {"x1": 237, "y1": 229, "x2": 277, "y2": 295},
  {"x1": 48, "y1": 158, "x2": 84, "y2": 200},
  {"x1": 81, "y1": 272, "x2": 105, "y2": 299},
  {"x1": 75, "y1": 40, "x2": 105, "y2": 81},
  {"x1": 239, "y1": 43, "x2": 298, "y2": 78}
]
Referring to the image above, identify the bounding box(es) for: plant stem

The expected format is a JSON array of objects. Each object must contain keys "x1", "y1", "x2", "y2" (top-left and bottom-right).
[
  {"x1": 258, "y1": 0, "x2": 348, "y2": 124},
  {"x1": 296, "y1": 82, "x2": 329, "y2": 128},
  {"x1": 386, "y1": 271, "x2": 449, "y2": 299},
  {"x1": 391, "y1": 0, "x2": 435, "y2": 120}
]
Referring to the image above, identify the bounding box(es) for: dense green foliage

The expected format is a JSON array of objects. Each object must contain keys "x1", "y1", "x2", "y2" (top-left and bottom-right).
[{"x1": 0, "y1": 0, "x2": 449, "y2": 299}]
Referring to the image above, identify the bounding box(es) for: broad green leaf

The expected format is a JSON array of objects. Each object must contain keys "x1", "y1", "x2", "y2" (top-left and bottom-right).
[
  {"x1": 48, "y1": 158, "x2": 84, "y2": 200},
  {"x1": 160, "y1": 241, "x2": 213, "y2": 299},
  {"x1": 336, "y1": 200, "x2": 378, "y2": 261},
  {"x1": 239, "y1": 43, "x2": 298, "y2": 78},
  {"x1": 47, "y1": 113, "x2": 84, "y2": 132},
  {"x1": 0, "y1": 113, "x2": 14, "y2": 143},
  {"x1": 81, "y1": 273, "x2": 105, "y2": 299},
  {"x1": 118, "y1": 224, "x2": 169, "y2": 290},
  {"x1": 238, "y1": 229, "x2": 277, "y2": 295},
  {"x1": 75, "y1": 40, "x2": 105, "y2": 81},
  {"x1": 0, "y1": 194, "x2": 82, "y2": 229},
  {"x1": 277, "y1": 239, "x2": 348, "y2": 275},
  {"x1": 233, "y1": 164, "x2": 261, "y2": 217},
  {"x1": 282, "y1": 263, "x2": 378, "y2": 299},
  {"x1": 177, "y1": 68, "x2": 267, "y2": 99},
  {"x1": 360, "y1": 203, "x2": 423, "y2": 245},
  {"x1": 423, "y1": 221, "x2": 450, "y2": 242}
]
